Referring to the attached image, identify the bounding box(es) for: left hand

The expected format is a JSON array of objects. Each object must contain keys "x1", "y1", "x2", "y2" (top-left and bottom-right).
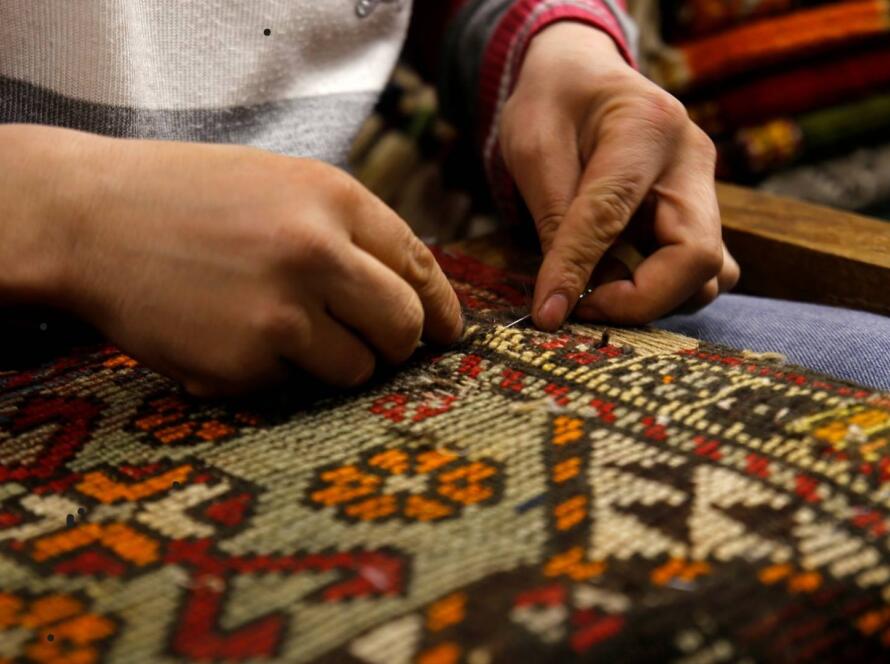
[{"x1": 498, "y1": 22, "x2": 740, "y2": 330}]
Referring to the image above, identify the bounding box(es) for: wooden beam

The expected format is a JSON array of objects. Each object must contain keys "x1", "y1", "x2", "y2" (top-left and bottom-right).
[{"x1": 718, "y1": 183, "x2": 890, "y2": 316}]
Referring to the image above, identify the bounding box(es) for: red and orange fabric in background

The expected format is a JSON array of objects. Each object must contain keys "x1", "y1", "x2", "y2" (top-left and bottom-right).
[
  {"x1": 644, "y1": 0, "x2": 890, "y2": 213},
  {"x1": 662, "y1": 0, "x2": 823, "y2": 39},
  {"x1": 658, "y1": 0, "x2": 890, "y2": 91}
]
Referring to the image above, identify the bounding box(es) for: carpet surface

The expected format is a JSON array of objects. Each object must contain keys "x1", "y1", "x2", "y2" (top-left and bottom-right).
[{"x1": 1, "y1": 252, "x2": 890, "y2": 663}]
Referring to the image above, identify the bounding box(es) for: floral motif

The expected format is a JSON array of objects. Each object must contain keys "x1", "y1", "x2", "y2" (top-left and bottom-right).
[
  {"x1": 307, "y1": 447, "x2": 503, "y2": 523},
  {"x1": 0, "y1": 591, "x2": 116, "y2": 663}
]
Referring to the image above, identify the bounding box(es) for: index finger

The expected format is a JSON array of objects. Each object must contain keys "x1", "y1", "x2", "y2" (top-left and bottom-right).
[
  {"x1": 532, "y1": 125, "x2": 672, "y2": 330},
  {"x1": 576, "y1": 130, "x2": 724, "y2": 324},
  {"x1": 346, "y1": 185, "x2": 463, "y2": 346}
]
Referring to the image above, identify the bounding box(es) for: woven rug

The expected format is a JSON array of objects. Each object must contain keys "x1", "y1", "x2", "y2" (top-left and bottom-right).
[
  {"x1": 659, "y1": 0, "x2": 813, "y2": 40},
  {"x1": 654, "y1": 0, "x2": 890, "y2": 92},
  {"x1": 684, "y1": 41, "x2": 890, "y2": 136},
  {"x1": 717, "y1": 90, "x2": 890, "y2": 177},
  {"x1": 2, "y1": 251, "x2": 890, "y2": 663}
]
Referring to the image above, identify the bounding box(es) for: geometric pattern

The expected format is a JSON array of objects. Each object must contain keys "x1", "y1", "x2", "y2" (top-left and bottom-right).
[
  {"x1": 305, "y1": 444, "x2": 504, "y2": 523},
  {"x1": 1, "y1": 250, "x2": 889, "y2": 662}
]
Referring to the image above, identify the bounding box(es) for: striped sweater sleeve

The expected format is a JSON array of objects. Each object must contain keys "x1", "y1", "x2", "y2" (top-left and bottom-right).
[{"x1": 430, "y1": 0, "x2": 638, "y2": 217}]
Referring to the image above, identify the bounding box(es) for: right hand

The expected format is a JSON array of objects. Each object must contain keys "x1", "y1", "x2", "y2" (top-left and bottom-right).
[{"x1": 38, "y1": 127, "x2": 463, "y2": 396}]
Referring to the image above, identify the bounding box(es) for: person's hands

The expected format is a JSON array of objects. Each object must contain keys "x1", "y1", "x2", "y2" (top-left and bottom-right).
[
  {"x1": 498, "y1": 22, "x2": 739, "y2": 330},
  {"x1": 42, "y1": 127, "x2": 461, "y2": 396}
]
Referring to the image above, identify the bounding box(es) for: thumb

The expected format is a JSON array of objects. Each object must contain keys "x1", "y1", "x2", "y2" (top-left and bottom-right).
[
  {"x1": 501, "y1": 108, "x2": 581, "y2": 253},
  {"x1": 531, "y1": 130, "x2": 667, "y2": 330}
]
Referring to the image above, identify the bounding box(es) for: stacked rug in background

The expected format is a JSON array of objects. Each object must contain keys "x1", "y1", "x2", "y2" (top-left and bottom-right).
[
  {"x1": 349, "y1": 68, "x2": 498, "y2": 245},
  {"x1": 373, "y1": 3, "x2": 890, "y2": 221},
  {"x1": 632, "y1": 0, "x2": 890, "y2": 217}
]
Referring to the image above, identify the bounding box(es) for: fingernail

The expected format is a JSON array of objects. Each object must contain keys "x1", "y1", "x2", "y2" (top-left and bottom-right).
[{"x1": 538, "y1": 293, "x2": 569, "y2": 330}]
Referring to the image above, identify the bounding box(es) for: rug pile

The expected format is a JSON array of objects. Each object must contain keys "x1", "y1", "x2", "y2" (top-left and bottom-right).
[{"x1": 1, "y1": 252, "x2": 889, "y2": 662}]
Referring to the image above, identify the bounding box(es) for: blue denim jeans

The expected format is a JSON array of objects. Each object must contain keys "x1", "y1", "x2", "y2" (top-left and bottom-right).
[{"x1": 655, "y1": 295, "x2": 890, "y2": 391}]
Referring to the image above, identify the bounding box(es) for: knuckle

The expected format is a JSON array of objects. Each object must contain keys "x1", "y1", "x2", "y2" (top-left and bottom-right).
[
  {"x1": 403, "y1": 235, "x2": 439, "y2": 290},
  {"x1": 336, "y1": 171, "x2": 370, "y2": 209},
  {"x1": 551, "y1": 227, "x2": 625, "y2": 294},
  {"x1": 684, "y1": 281, "x2": 720, "y2": 315},
  {"x1": 513, "y1": 133, "x2": 548, "y2": 164},
  {"x1": 690, "y1": 241, "x2": 724, "y2": 277},
  {"x1": 299, "y1": 157, "x2": 344, "y2": 187},
  {"x1": 502, "y1": 129, "x2": 550, "y2": 173},
  {"x1": 255, "y1": 305, "x2": 310, "y2": 346},
  {"x1": 722, "y1": 256, "x2": 742, "y2": 290},
  {"x1": 302, "y1": 159, "x2": 368, "y2": 213},
  {"x1": 387, "y1": 295, "x2": 424, "y2": 363},
  {"x1": 701, "y1": 280, "x2": 720, "y2": 303},
  {"x1": 547, "y1": 245, "x2": 598, "y2": 297},
  {"x1": 689, "y1": 125, "x2": 717, "y2": 162},
  {"x1": 583, "y1": 177, "x2": 638, "y2": 231},
  {"x1": 643, "y1": 90, "x2": 688, "y2": 131},
  {"x1": 500, "y1": 99, "x2": 554, "y2": 159},
  {"x1": 275, "y1": 224, "x2": 340, "y2": 271},
  {"x1": 728, "y1": 261, "x2": 741, "y2": 285},
  {"x1": 559, "y1": 251, "x2": 595, "y2": 292},
  {"x1": 628, "y1": 90, "x2": 688, "y2": 151},
  {"x1": 535, "y1": 208, "x2": 564, "y2": 242}
]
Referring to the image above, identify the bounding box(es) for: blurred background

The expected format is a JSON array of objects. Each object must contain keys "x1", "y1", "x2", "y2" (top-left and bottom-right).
[{"x1": 351, "y1": 0, "x2": 890, "y2": 242}]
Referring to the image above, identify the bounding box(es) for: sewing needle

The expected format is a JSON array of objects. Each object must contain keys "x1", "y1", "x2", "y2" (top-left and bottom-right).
[
  {"x1": 502, "y1": 287, "x2": 596, "y2": 329},
  {"x1": 502, "y1": 314, "x2": 530, "y2": 330}
]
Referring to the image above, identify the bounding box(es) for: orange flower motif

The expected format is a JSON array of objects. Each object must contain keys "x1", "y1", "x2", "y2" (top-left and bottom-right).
[
  {"x1": 307, "y1": 446, "x2": 502, "y2": 523},
  {"x1": 0, "y1": 591, "x2": 116, "y2": 663}
]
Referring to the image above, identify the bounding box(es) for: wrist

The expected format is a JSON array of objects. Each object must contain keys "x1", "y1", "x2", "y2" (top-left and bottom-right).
[
  {"x1": 534, "y1": 20, "x2": 622, "y2": 50},
  {"x1": 523, "y1": 21, "x2": 628, "y2": 77},
  {"x1": 0, "y1": 124, "x2": 98, "y2": 308}
]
